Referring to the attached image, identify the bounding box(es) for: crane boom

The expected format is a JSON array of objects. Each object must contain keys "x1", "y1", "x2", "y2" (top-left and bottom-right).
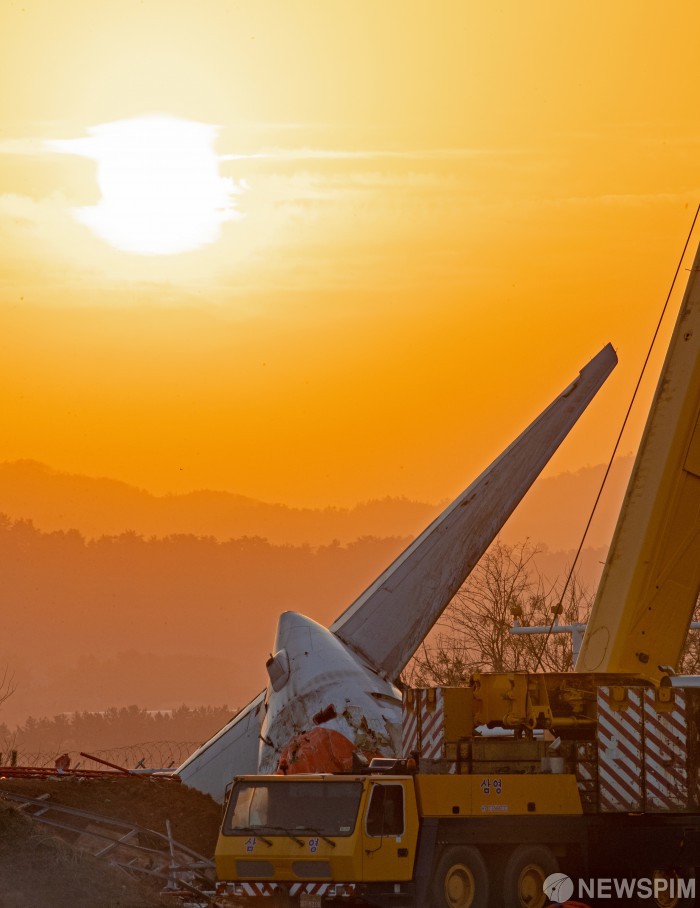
[{"x1": 576, "y1": 243, "x2": 700, "y2": 679}]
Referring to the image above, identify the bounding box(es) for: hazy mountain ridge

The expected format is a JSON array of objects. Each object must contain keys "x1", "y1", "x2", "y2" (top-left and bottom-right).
[
  {"x1": 0, "y1": 460, "x2": 439, "y2": 546},
  {"x1": 0, "y1": 456, "x2": 632, "y2": 551}
]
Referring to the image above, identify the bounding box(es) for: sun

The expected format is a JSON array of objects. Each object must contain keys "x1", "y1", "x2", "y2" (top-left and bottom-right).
[{"x1": 48, "y1": 115, "x2": 242, "y2": 256}]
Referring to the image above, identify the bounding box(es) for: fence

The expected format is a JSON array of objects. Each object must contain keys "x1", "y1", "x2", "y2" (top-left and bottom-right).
[{"x1": 0, "y1": 741, "x2": 202, "y2": 771}]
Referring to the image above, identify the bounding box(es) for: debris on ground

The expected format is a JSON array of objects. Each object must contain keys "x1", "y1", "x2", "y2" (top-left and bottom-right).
[
  {"x1": 0, "y1": 776, "x2": 223, "y2": 906},
  {"x1": 0, "y1": 776, "x2": 222, "y2": 857},
  {"x1": 0, "y1": 800, "x2": 164, "y2": 908}
]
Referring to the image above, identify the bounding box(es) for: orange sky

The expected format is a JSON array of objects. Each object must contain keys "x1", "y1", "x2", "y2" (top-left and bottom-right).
[{"x1": 1, "y1": 1, "x2": 699, "y2": 509}]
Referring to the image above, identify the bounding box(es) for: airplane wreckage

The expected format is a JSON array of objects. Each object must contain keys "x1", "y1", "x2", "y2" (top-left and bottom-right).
[{"x1": 178, "y1": 344, "x2": 618, "y2": 801}]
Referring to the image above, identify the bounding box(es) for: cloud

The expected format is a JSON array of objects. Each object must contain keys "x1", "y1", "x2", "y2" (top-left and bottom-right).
[
  {"x1": 0, "y1": 130, "x2": 507, "y2": 165},
  {"x1": 220, "y1": 147, "x2": 518, "y2": 163},
  {"x1": 0, "y1": 138, "x2": 51, "y2": 155},
  {"x1": 0, "y1": 192, "x2": 73, "y2": 234},
  {"x1": 550, "y1": 190, "x2": 699, "y2": 208}
]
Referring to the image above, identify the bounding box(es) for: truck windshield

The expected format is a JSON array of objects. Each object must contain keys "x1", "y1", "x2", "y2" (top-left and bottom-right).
[{"x1": 224, "y1": 780, "x2": 363, "y2": 838}]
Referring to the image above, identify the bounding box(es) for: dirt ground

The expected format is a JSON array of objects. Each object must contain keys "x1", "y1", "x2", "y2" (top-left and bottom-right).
[
  {"x1": 0, "y1": 776, "x2": 223, "y2": 907},
  {"x1": 0, "y1": 776, "x2": 222, "y2": 855},
  {"x1": 0, "y1": 801, "x2": 164, "y2": 908}
]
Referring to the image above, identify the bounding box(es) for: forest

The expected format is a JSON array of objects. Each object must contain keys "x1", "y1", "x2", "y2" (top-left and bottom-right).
[
  {"x1": 0, "y1": 513, "x2": 412, "y2": 727},
  {"x1": 0, "y1": 704, "x2": 234, "y2": 755}
]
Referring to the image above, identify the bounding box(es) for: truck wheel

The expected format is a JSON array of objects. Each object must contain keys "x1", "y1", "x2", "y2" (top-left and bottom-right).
[
  {"x1": 501, "y1": 844, "x2": 559, "y2": 908},
  {"x1": 636, "y1": 867, "x2": 696, "y2": 908},
  {"x1": 431, "y1": 846, "x2": 489, "y2": 908}
]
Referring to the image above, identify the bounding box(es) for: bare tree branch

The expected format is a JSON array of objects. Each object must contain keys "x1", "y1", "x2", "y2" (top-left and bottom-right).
[
  {"x1": 0, "y1": 664, "x2": 15, "y2": 708},
  {"x1": 678, "y1": 595, "x2": 700, "y2": 674},
  {"x1": 403, "y1": 539, "x2": 593, "y2": 686}
]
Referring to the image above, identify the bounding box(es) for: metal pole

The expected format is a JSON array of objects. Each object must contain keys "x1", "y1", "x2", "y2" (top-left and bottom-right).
[{"x1": 510, "y1": 621, "x2": 699, "y2": 665}]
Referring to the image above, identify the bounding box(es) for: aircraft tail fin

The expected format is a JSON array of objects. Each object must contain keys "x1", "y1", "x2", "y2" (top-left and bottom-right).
[{"x1": 332, "y1": 343, "x2": 618, "y2": 680}]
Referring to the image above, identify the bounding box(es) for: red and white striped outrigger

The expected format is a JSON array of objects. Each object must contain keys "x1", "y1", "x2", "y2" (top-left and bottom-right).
[
  {"x1": 214, "y1": 880, "x2": 357, "y2": 902},
  {"x1": 597, "y1": 686, "x2": 690, "y2": 813}
]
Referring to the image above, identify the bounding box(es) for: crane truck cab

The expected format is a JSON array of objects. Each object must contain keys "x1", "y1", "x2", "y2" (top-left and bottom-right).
[{"x1": 215, "y1": 768, "x2": 421, "y2": 905}]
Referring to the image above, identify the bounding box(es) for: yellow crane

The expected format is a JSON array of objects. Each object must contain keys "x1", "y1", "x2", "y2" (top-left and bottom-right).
[{"x1": 576, "y1": 242, "x2": 700, "y2": 678}]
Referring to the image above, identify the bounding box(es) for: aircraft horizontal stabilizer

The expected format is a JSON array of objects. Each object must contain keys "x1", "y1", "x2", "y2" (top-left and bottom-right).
[
  {"x1": 331, "y1": 343, "x2": 618, "y2": 680},
  {"x1": 177, "y1": 691, "x2": 265, "y2": 796}
]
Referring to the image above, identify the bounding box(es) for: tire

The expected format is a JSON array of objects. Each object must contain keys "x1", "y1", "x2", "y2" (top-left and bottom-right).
[
  {"x1": 636, "y1": 866, "x2": 696, "y2": 908},
  {"x1": 430, "y1": 845, "x2": 490, "y2": 908},
  {"x1": 501, "y1": 844, "x2": 560, "y2": 908}
]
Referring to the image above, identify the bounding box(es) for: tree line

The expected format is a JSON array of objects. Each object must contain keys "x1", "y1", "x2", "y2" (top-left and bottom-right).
[{"x1": 0, "y1": 704, "x2": 234, "y2": 755}]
